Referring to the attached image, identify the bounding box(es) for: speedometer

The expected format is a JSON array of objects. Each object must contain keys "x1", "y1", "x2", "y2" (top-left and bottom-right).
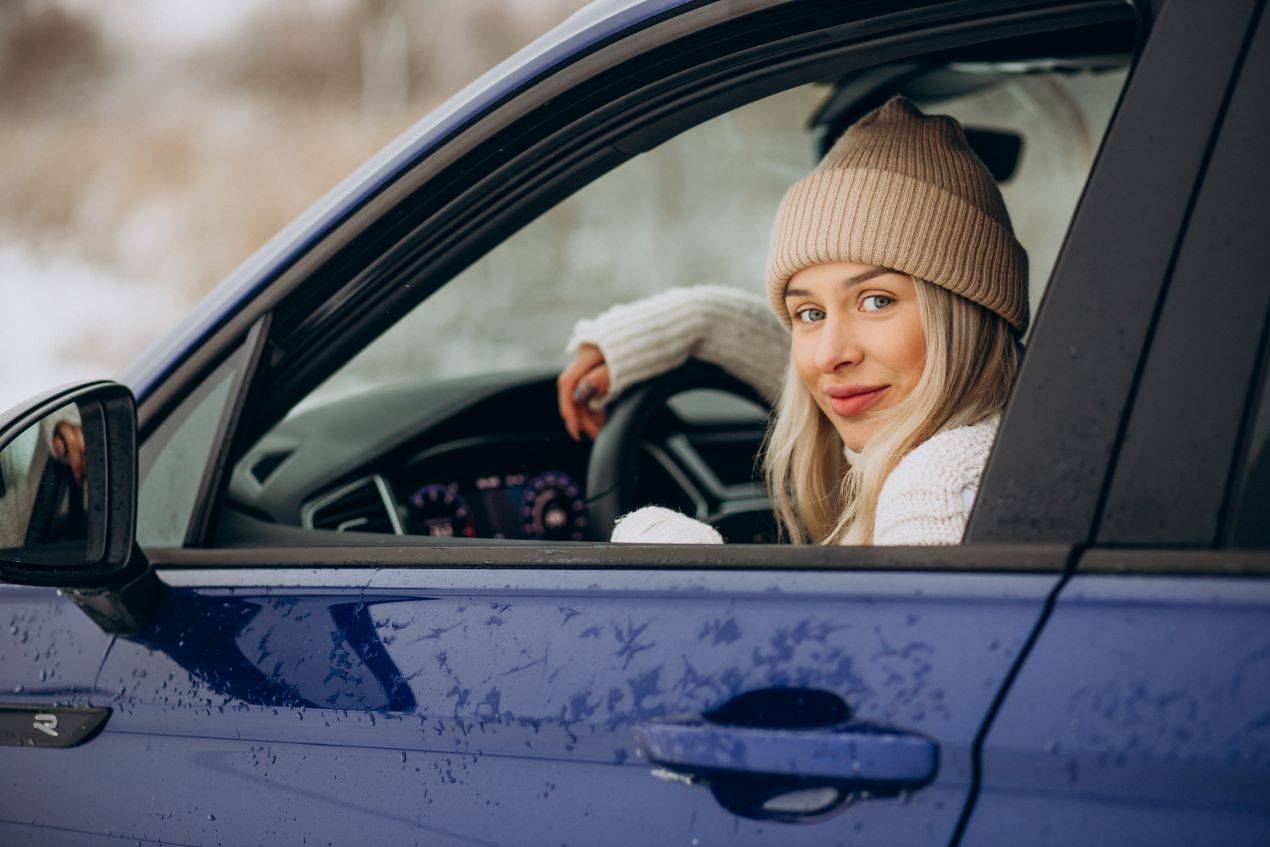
[
  {"x1": 519, "y1": 471, "x2": 588, "y2": 541},
  {"x1": 408, "y1": 483, "x2": 475, "y2": 538}
]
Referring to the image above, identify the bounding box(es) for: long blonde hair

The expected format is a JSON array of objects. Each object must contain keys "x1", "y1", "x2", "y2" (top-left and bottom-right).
[{"x1": 762, "y1": 277, "x2": 1018, "y2": 545}]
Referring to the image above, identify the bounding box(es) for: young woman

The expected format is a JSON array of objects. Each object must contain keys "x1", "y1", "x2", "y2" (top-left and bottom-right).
[{"x1": 557, "y1": 96, "x2": 1026, "y2": 546}]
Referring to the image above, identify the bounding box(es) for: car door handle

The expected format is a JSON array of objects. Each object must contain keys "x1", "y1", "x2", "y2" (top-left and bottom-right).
[{"x1": 633, "y1": 716, "x2": 938, "y2": 787}]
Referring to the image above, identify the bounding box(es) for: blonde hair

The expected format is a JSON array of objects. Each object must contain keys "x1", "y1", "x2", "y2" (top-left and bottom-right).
[{"x1": 762, "y1": 277, "x2": 1018, "y2": 545}]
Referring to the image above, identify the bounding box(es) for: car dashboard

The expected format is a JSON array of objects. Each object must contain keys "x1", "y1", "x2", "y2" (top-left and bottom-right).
[
  {"x1": 390, "y1": 435, "x2": 588, "y2": 541},
  {"x1": 223, "y1": 368, "x2": 769, "y2": 545}
]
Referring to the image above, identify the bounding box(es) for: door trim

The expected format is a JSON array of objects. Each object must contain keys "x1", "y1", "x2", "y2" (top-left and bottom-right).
[
  {"x1": 150, "y1": 542, "x2": 1073, "y2": 572},
  {"x1": 1079, "y1": 547, "x2": 1270, "y2": 576}
]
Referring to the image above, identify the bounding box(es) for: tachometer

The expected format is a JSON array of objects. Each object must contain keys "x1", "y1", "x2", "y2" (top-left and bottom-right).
[
  {"x1": 408, "y1": 483, "x2": 475, "y2": 538},
  {"x1": 519, "y1": 471, "x2": 588, "y2": 541}
]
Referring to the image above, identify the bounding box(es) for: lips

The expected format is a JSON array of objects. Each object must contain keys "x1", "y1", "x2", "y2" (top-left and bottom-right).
[{"x1": 825, "y1": 384, "x2": 888, "y2": 417}]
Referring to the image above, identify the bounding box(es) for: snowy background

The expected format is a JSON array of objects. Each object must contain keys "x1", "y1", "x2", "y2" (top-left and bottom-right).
[
  {"x1": 1, "y1": 0, "x2": 1126, "y2": 415},
  {"x1": 0, "y1": 0, "x2": 588, "y2": 411}
]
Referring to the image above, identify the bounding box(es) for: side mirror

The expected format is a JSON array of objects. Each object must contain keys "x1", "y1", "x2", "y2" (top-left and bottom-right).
[{"x1": 0, "y1": 381, "x2": 158, "y2": 632}]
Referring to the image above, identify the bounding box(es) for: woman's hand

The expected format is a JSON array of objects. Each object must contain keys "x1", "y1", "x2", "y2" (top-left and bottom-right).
[
  {"x1": 557, "y1": 343, "x2": 610, "y2": 441},
  {"x1": 50, "y1": 421, "x2": 86, "y2": 485}
]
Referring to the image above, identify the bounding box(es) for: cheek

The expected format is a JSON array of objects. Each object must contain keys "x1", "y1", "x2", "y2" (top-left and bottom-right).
[
  {"x1": 790, "y1": 337, "x2": 821, "y2": 394},
  {"x1": 881, "y1": 315, "x2": 926, "y2": 387}
]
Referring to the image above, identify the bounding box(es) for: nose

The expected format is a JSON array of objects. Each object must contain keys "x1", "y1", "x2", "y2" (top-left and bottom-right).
[{"x1": 813, "y1": 315, "x2": 863, "y2": 373}]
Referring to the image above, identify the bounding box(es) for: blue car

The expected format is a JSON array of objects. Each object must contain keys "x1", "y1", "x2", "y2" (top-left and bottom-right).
[{"x1": 2, "y1": 0, "x2": 1268, "y2": 844}]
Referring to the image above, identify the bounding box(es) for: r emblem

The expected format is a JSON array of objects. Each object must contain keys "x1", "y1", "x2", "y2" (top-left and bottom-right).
[{"x1": 32, "y1": 713, "x2": 58, "y2": 737}]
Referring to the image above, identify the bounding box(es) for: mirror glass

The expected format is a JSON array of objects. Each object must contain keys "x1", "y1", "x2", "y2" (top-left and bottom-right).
[{"x1": 0, "y1": 401, "x2": 100, "y2": 565}]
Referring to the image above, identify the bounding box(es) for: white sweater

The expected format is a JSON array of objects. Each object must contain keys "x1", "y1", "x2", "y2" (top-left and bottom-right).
[
  {"x1": 566, "y1": 285, "x2": 788, "y2": 404},
  {"x1": 566, "y1": 285, "x2": 998, "y2": 546},
  {"x1": 867, "y1": 413, "x2": 998, "y2": 544}
]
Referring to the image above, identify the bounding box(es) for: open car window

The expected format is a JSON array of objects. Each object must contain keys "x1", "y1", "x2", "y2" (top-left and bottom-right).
[
  {"x1": 217, "y1": 33, "x2": 1131, "y2": 548},
  {"x1": 303, "y1": 67, "x2": 1125, "y2": 404}
]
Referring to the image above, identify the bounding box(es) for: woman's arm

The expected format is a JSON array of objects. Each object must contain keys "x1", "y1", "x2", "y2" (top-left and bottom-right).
[{"x1": 566, "y1": 284, "x2": 789, "y2": 405}]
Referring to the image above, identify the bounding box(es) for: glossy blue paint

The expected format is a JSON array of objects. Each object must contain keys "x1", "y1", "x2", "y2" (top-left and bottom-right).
[
  {"x1": 634, "y1": 715, "x2": 938, "y2": 782},
  {"x1": 116, "y1": 0, "x2": 701, "y2": 406},
  {"x1": 0, "y1": 586, "x2": 114, "y2": 705},
  {"x1": 3, "y1": 568, "x2": 1052, "y2": 844},
  {"x1": 964, "y1": 575, "x2": 1270, "y2": 846}
]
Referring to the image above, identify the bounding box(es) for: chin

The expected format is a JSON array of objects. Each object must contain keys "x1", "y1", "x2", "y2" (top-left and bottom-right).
[
  {"x1": 838, "y1": 420, "x2": 879, "y2": 452},
  {"x1": 830, "y1": 422, "x2": 860, "y2": 449},
  {"x1": 840, "y1": 434, "x2": 864, "y2": 453}
]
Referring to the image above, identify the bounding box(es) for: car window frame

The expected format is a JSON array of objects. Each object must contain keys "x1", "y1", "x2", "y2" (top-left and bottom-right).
[
  {"x1": 146, "y1": 0, "x2": 1147, "y2": 563},
  {"x1": 1090, "y1": 0, "x2": 1270, "y2": 552},
  {"x1": 966, "y1": 0, "x2": 1263, "y2": 544}
]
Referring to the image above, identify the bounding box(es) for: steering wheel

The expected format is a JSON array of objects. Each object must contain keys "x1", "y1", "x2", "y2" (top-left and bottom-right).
[{"x1": 584, "y1": 359, "x2": 776, "y2": 542}]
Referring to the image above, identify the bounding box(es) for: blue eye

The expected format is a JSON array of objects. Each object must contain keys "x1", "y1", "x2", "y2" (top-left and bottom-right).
[
  {"x1": 795, "y1": 307, "x2": 826, "y2": 324},
  {"x1": 861, "y1": 294, "x2": 894, "y2": 312}
]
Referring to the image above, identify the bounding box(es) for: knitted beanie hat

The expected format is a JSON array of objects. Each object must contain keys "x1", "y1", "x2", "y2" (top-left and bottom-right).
[{"x1": 766, "y1": 95, "x2": 1029, "y2": 333}]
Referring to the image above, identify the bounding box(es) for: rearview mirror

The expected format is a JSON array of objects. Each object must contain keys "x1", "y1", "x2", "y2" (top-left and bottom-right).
[{"x1": 0, "y1": 381, "x2": 157, "y2": 631}]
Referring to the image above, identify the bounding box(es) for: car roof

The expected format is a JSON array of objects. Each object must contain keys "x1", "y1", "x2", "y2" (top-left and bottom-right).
[{"x1": 119, "y1": 0, "x2": 703, "y2": 405}]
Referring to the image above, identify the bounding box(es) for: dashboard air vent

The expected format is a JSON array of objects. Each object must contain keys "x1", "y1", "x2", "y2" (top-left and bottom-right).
[
  {"x1": 250, "y1": 449, "x2": 293, "y2": 485},
  {"x1": 303, "y1": 475, "x2": 402, "y2": 534}
]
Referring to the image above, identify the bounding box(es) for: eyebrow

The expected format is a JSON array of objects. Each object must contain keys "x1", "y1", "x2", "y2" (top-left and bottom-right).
[{"x1": 785, "y1": 267, "x2": 893, "y2": 299}]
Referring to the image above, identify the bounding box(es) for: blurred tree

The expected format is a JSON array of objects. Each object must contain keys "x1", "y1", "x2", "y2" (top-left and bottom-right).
[
  {"x1": 0, "y1": 0, "x2": 110, "y2": 112},
  {"x1": 360, "y1": 0, "x2": 411, "y2": 119}
]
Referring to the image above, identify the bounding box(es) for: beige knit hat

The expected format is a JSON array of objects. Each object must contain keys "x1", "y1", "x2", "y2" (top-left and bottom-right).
[{"x1": 766, "y1": 95, "x2": 1029, "y2": 333}]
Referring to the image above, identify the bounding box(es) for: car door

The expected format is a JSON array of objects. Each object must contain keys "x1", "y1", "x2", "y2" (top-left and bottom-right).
[
  {"x1": 964, "y1": 1, "x2": 1270, "y2": 842},
  {"x1": 0, "y1": 1, "x2": 1161, "y2": 845}
]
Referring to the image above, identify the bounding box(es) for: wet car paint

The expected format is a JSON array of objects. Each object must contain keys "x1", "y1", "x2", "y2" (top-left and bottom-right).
[
  {"x1": 964, "y1": 576, "x2": 1270, "y2": 845},
  {"x1": 3, "y1": 568, "x2": 1052, "y2": 844},
  {"x1": 0, "y1": 587, "x2": 114, "y2": 706}
]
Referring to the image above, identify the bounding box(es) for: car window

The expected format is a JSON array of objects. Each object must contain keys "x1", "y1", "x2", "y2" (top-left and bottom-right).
[
  {"x1": 231, "y1": 53, "x2": 1130, "y2": 545},
  {"x1": 302, "y1": 70, "x2": 1125, "y2": 407},
  {"x1": 137, "y1": 343, "x2": 250, "y2": 548}
]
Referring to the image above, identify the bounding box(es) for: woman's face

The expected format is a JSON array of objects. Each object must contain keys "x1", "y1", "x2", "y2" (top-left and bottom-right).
[{"x1": 784, "y1": 261, "x2": 927, "y2": 453}]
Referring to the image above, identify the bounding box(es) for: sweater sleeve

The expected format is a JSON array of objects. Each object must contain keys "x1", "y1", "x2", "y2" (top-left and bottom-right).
[
  {"x1": 565, "y1": 284, "x2": 789, "y2": 405},
  {"x1": 41, "y1": 404, "x2": 82, "y2": 450},
  {"x1": 870, "y1": 416, "x2": 999, "y2": 546},
  {"x1": 610, "y1": 506, "x2": 724, "y2": 544}
]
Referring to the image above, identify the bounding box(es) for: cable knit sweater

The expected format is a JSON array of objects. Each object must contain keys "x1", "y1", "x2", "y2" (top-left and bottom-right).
[
  {"x1": 566, "y1": 285, "x2": 789, "y2": 404},
  {"x1": 566, "y1": 285, "x2": 998, "y2": 546},
  {"x1": 867, "y1": 413, "x2": 997, "y2": 544}
]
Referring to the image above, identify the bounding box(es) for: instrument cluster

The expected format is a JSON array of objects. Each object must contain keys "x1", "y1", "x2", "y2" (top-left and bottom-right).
[
  {"x1": 398, "y1": 449, "x2": 590, "y2": 541},
  {"x1": 396, "y1": 441, "x2": 589, "y2": 540}
]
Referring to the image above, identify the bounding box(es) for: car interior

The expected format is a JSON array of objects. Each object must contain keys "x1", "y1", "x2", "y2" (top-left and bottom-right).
[{"x1": 202, "y1": 19, "x2": 1137, "y2": 550}]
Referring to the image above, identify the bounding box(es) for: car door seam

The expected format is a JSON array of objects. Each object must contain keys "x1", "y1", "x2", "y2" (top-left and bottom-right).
[
  {"x1": 88, "y1": 634, "x2": 118, "y2": 705},
  {"x1": 948, "y1": 543, "x2": 1083, "y2": 846}
]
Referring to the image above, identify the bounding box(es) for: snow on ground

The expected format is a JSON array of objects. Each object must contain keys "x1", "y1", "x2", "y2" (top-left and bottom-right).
[{"x1": 0, "y1": 236, "x2": 189, "y2": 412}]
